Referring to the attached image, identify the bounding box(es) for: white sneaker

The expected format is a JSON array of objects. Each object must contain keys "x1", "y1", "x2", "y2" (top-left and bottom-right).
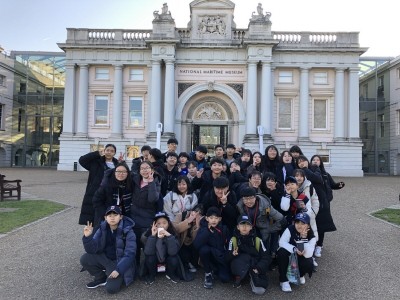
[
  {"x1": 314, "y1": 246, "x2": 322, "y2": 257},
  {"x1": 280, "y1": 281, "x2": 292, "y2": 292},
  {"x1": 313, "y1": 257, "x2": 318, "y2": 267},
  {"x1": 299, "y1": 276, "x2": 306, "y2": 285}
]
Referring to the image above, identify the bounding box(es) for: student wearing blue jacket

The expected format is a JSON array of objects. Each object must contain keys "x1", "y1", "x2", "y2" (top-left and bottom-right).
[{"x1": 80, "y1": 206, "x2": 136, "y2": 294}]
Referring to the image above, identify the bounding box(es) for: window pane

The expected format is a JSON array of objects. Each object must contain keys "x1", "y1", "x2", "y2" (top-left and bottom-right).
[
  {"x1": 314, "y1": 72, "x2": 327, "y2": 84},
  {"x1": 95, "y1": 68, "x2": 109, "y2": 80},
  {"x1": 0, "y1": 104, "x2": 3, "y2": 128},
  {"x1": 314, "y1": 99, "x2": 327, "y2": 129},
  {"x1": 278, "y1": 98, "x2": 292, "y2": 129},
  {"x1": 129, "y1": 69, "x2": 143, "y2": 81},
  {"x1": 279, "y1": 71, "x2": 292, "y2": 83},
  {"x1": 129, "y1": 97, "x2": 143, "y2": 126},
  {"x1": 95, "y1": 96, "x2": 108, "y2": 124}
]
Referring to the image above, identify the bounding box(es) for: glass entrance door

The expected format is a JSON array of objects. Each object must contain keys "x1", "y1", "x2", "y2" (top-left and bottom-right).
[
  {"x1": 192, "y1": 125, "x2": 227, "y2": 156},
  {"x1": 16, "y1": 115, "x2": 62, "y2": 167}
]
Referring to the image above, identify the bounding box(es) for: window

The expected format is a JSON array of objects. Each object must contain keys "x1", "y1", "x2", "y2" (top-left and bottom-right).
[
  {"x1": 0, "y1": 75, "x2": 5, "y2": 86},
  {"x1": 129, "y1": 69, "x2": 144, "y2": 81},
  {"x1": 129, "y1": 96, "x2": 143, "y2": 127},
  {"x1": 19, "y1": 82, "x2": 26, "y2": 93},
  {"x1": 397, "y1": 68, "x2": 400, "y2": 79},
  {"x1": 378, "y1": 76, "x2": 384, "y2": 87},
  {"x1": 362, "y1": 84, "x2": 368, "y2": 99},
  {"x1": 0, "y1": 104, "x2": 3, "y2": 129},
  {"x1": 396, "y1": 110, "x2": 400, "y2": 135},
  {"x1": 316, "y1": 149, "x2": 330, "y2": 164},
  {"x1": 95, "y1": 68, "x2": 109, "y2": 80},
  {"x1": 313, "y1": 99, "x2": 328, "y2": 129},
  {"x1": 18, "y1": 109, "x2": 24, "y2": 132},
  {"x1": 278, "y1": 71, "x2": 293, "y2": 83},
  {"x1": 278, "y1": 98, "x2": 292, "y2": 129},
  {"x1": 377, "y1": 76, "x2": 384, "y2": 97},
  {"x1": 313, "y1": 72, "x2": 328, "y2": 84},
  {"x1": 378, "y1": 114, "x2": 384, "y2": 138},
  {"x1": 94, "y1": 95, "x2": 109, "y2": 125}
]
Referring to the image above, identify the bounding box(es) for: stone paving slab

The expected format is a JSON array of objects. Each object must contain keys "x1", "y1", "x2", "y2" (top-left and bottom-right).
[{"x1": 0, "y1": 168, "x2": 399, "y2": 299}]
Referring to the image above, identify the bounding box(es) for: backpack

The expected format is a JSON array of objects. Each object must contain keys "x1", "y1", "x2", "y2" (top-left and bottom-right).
[
  {"x1": 231, "y1": 236, "x2": 263, "y2": 252},
  {"x1": 167, "y1": 191, "x2": 194, "y2": 211}
]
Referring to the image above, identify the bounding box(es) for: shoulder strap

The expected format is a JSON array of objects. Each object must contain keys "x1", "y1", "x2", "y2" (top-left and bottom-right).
[
  {"x1": 255, "y1": 237, "x2": 261, "y2": 252},
  {"x1": 169, "y1": 191, "x2": 176, "y2": 208},
  {"x1": 231, "y1": 236, "x2": 237, "y2": 249}
]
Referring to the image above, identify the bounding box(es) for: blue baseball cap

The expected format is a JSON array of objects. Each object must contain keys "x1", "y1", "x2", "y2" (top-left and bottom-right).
[
  {"x1": 294, "y1": 212, "x2": 310, "y2": 224},
  {"x1": 105, "y1": 205, "x2": 121, "y2": 215}
]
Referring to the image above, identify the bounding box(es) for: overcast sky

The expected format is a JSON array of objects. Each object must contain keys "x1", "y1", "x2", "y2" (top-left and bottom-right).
[{"x1": 1, "y1": 0, "x2": 398, "y2": 58}]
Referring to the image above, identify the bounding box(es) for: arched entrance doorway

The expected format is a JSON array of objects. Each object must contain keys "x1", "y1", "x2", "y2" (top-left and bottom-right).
[
  {"x1": 175, "y1": 82, "x2": 246, "y2": 154},
  {"x1": 181, "y1": 94, "x2": 236, "y2": 155}
]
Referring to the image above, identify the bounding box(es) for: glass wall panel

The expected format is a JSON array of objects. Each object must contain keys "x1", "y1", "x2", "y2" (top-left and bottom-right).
[{"x1": 11, "y1": 53, "x2": 65, "y2": 167}]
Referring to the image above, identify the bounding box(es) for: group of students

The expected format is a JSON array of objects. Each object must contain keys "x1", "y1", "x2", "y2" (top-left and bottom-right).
[{"x1": 78, "y1": 140, "x2": 345, "y2": 294}]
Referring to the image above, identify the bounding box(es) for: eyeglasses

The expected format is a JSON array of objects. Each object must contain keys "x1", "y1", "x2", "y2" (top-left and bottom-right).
[
  {"x1": 140, "y1": 167, "x2": 151, "y2": 171},
  {"x1": 250, "y1": 177, "x2": 262, "y2": 181},
  {"x1": 243, "y1": 196, "x2": 255, "y2": 201},
  {"x1": 115, "y1": 171, "x2": 128, "y2": 174}
]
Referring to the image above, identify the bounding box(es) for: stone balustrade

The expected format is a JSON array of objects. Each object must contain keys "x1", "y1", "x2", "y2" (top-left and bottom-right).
[
  {"x1": 63, "y1": 28, "x2": 359, "y2": 48},
  {"x1": 272, "y1": 31, "x2": 359, "y2": 48},
  {"x1": 65, "y1": 28, "x2": 152, "y2": 46}
]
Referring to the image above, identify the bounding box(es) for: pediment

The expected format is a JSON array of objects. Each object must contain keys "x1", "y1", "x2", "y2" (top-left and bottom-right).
[{"x1": 190, "y1": 0, "x2": 235, "y2": 9}]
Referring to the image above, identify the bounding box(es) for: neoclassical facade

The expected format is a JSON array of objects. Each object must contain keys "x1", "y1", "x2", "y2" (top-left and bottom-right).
[{"x1": 57, "y1": 0, "x2": 366, "y2": 176}]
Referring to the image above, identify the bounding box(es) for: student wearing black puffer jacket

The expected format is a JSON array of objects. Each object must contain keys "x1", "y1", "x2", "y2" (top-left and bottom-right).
[
  {"x1": 297, "y1": 155, "x2": 336, "y2": 258},
  {"x1": 92, "y1": 162, "x2": 133, "y2": 227},
  {"x1": 226, "y1": 215, "x2": 270, "y2": 294},
  {"x1": 78, "y1": 144, "x2": 119, "y2": 225},
  {"x1": 130, "y1": 161, "x2": 161, "y2": 264}
]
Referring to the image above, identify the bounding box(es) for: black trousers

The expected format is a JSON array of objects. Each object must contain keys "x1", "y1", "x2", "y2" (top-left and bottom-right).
[
  {"x1": 198, "y1": 245, "x2": 230, "y2": 282},
  {"x1": 144, "y1": 254, "x2": 179, "y2": 280},
  {"x1": 80, "y1": 253, "x2": 124, "y2": 294},
  {"x1": 179, "y1": 243, "x2": 199, "y2": 266},
  {"x1": 276, "y1": 248, "x2": 313, "y2": 283}
]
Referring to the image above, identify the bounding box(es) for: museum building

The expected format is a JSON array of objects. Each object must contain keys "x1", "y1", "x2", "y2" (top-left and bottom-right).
[{"x1": 57, "y1": 0, "x2": 366, "y2": 176}]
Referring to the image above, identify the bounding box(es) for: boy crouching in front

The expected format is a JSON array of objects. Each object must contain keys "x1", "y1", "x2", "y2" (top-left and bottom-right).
[
  {"x1": 80, "y1": 205, "x2": 136, "y2": 294},
  {"x1": 193, "y1": 207, "x2": 230, "y2": 289},
  {"x1": 226, "y1": 215, "x2": 269, "y2": 295}
]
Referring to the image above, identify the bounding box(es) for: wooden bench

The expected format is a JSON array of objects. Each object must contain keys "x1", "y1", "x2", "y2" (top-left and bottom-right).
[{"x1": 0, "y1": 174, "x2": 22, "y2": 201}]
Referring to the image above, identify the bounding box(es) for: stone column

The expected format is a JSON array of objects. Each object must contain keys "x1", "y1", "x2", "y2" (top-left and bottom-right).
[
  {"x1": 348, "y1": 67, "x2": 360, "y2": 139},
  {"x1": 334, "y1": 68, "x2": 345, "y2": 139},
  {"x1": 270, "y1": 67, "x2": 276, "y2": 134},
  {"x1": 245, "y1": 61, "x2": 257, "y2": 135},
  {"x1": 111, "y1": 64, "x2": 123, "y2": 138},
  {"x1": 149, "y1": 60, "x2": 162, "y2": 132},
  {"x1": 260, "y1": 62, "x2": 272, "y2": 136},
  {"x1": 76, "y1": 64, "x2": 89, "y2": 136},
  {"x1": 62, "y1": 63, "x2": 75, "y2": 136},
  {"x1": 299, "y1": 67, "x2": 309, "y2": 139},
  {"x1": 163, "y1": 60, "x2": 175, "y2": 134}
]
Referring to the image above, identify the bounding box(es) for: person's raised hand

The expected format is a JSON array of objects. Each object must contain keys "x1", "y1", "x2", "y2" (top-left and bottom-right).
[
  {"x1": 151, "y1": 222, "x2": 158, "y2": 236},
  {"x1": 84, "y1": 221, "x2": 93, "y2": 237},
  {"x1": 118, "y1": 152, "x2": 125, "y2": 162},
  {"x1": 220, "y1": 191, "x2": 230, "y2": 205}
]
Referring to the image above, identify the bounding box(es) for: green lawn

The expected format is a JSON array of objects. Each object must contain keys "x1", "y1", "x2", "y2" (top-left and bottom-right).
[
  {"x1": 0, "y1": 200, "x2": 66, "y2": 233},
  {"x1": 371, "y1": 208, "x2": 400, "y2": 226}
]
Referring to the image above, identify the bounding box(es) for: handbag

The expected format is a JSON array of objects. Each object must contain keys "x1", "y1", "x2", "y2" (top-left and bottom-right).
[{"x1": 286, "y1": 251, "x2": 300, "y2": 285}]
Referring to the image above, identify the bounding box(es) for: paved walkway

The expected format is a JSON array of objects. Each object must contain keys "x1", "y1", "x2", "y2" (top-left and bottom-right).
[{"x1": 0, "y1": 168, "x2": 399, "y2": 299}]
